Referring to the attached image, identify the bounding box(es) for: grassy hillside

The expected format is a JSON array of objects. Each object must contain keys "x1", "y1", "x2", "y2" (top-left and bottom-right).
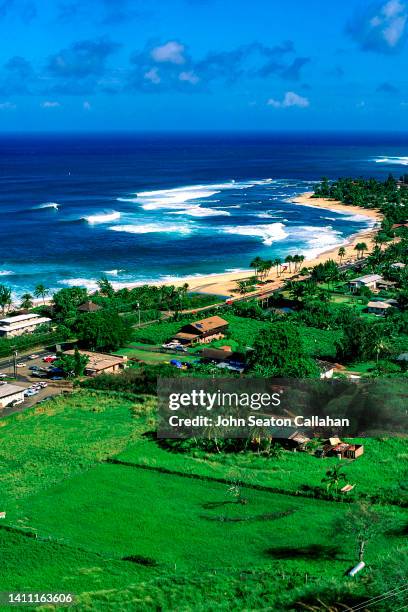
[{"x1": 0, "y1": 391, "x2": 406, "y2": 610}]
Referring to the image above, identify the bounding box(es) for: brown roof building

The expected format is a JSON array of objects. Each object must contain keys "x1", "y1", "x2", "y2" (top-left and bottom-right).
[
  {"x1": 172, "y1": 316, "x2": 229, "y2": 345},
  {"x1": 63, "y1": 350, "x2": 126, "y2": 376},
  {"x1": 78, "y1": 301, "x2": 102, "y2": 313}
]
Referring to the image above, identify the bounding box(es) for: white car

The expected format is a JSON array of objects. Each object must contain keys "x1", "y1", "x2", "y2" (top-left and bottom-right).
[
  {"x1": 28, "y1": 354, "x2": 40, "y2": 360},
  {"x1": 0, "y1": 373, "x2": 7, "y2": 378},
  {"x1": 16, "y1": 363, "x2": 27, "y2": 368}
]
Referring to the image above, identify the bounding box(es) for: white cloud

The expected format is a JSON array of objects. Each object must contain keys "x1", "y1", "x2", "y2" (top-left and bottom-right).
[
  {"x1": 144, "y1": 67, "x2": 161, "y2": 84},
  {"x1": 267, "y1": 91, "x2": 310, "y2": 108},
  {"x1": 383, "y1": 14, "x2": 407, "y2": 45},
  {"x1": 151, "y1": 41, "x2": 185, "y2": 64},
  {"x1": 41, "y1": 101, "x2": 60, "y2": 108},
  {"x1": 179, "y1": 70, "x2": 199, "y2": 84},
  {"x1": 382, "y1": 0, "x2": 405, "y2": 18},
  {"x1": 0, "y1": 102, "x2": 16, "y2": 110},
  {"x1": 83, "y1": 101, "x2": 91, "y2": 110},
  {"x1": 365, "y1": 0, "x2": 407, "y2": 48}
]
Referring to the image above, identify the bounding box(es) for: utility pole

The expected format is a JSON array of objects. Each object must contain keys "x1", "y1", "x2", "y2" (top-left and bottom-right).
[
  {"x1": 13, "y1": 350, "x2": 17, "y2": 379},
  {"x1": 136, "y1": 302, "x2": 141, "y2": 326}
]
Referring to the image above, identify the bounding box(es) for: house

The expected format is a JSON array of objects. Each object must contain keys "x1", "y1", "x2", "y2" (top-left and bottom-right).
[
  {"x1": 330, "y1": 442, "x2": 364, "y2": 459},
  {"x1": 367, "y1": 301, "x2": 393, "y2": 316},
  {"x1": 171, "y1": 316, "x2": 229, "y2": 346},
  {"x1": 267, "y1": 427, "x2": 310, "y2": 451},
  {"x1": 63, "y1": 350, "x2": 127, "y2": 376},
  {"x1": 317, "y1": 360, "x2": 335, "y2": 379},
  {"x1": 391, "y1": 262, "x2": 406, "y2": 270},
  {"x1": 0, "y1": 383, "x2": 26, "y2": 409},
  {"x1": 376, "y1": 279, "x2": 396, "y2": 291},
  {"x1": 348, "y1": 274, "x2": 383, "y2": 294},
  {"x1": 318, "y1": 438, "x2": 364, "y2": 459},
  {"x1": 0, "y1": 313, "x2": 51, "y2": 338},
  {"x1": 77, "y1": 301, "x2": 102, "y2": 313},
  {"x1": 201, "y1": 347, "x2": 234, "y2": 361}
]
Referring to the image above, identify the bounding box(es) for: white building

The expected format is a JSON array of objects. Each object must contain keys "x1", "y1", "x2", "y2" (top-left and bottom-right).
[
  {"x1": 0, "y1": 313, "x2": 51, "y2": 338},
  {"x1": 0, "y1": 383, "x2": 26, "y2": 408},
  {"x1": 348, "y1": 274, "x2": 383, "y2": 294}
]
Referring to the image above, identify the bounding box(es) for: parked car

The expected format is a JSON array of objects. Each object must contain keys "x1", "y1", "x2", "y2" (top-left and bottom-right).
[
  {"x1": 0, "y1": 373, "x2": 7, "y2": 378},
  {"x1": 28, "y1": 354, "x2": 39, "y2": 360},
  {"x1": 43, "y1": 355, "x2": 57, "y2": 363},
  {"x1": 16, "y1": 362, "x2": 27, "y2": 368},
  {"x1": 51, "y1": 376, "x2": 63, "y2": 381},
  {"x1": 29, "y1": 365, "x2": 39, "y2": 371}
]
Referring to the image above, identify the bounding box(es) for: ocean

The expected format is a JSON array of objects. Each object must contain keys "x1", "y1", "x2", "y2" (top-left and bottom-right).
[{"x1": 1, "y1": 132, "x2": 407, "y2": 296}]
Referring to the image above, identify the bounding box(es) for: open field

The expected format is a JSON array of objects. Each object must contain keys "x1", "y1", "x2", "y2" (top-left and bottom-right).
[
  {"x1": 0, "y1": 391, "x2": 407, "y2": 610},
  {"x1": 132, "y1": 314, "x2": 342, "y2": 359}
]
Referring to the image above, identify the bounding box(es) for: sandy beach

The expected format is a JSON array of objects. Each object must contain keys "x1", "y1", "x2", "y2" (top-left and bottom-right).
[{"x1": 162, "y1": 193, "x2": 383, "y2": 298}]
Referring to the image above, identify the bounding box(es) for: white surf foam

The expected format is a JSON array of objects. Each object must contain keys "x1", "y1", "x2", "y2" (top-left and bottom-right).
[
  {"x1": 0, "y1": 270, "x2": 14, "y2": 276},
  {"x1": 36, "y1": 202, "x2": 59, "y2": 210},
  {"x1": 290, "y1": 225, "x2": 346, "y2": 259},
  {"x1": 84, "y1": 211, "x2": 121, "y2": 224},
  {"x1": 169, "y1": 206, "x2": 231, "y2": 217},
  {"x1": 118, "y1": 179, "x2": 273, "y2": 212},
  {"x1": 222, "y1": 222, "x2": 288, "y2": 246},
  {"x1": 109, "y1": 223, "x2": 192, "y2": 235},
  {"x1": 103, "y1": 269, "x2": 125, "y2": 277},
  {"x1": 374, "y1": 156, "x2": 408, "y2": 166}
]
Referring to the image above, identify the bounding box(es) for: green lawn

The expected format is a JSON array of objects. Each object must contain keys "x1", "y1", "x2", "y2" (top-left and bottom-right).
[
  {"x1": 0, "y1": 391, "x2": 406, "y2": 610},
  {"x1": 117, "y1": 436, "x2": 407, "y2": 505},
  {"x1": 8, "y1": 463, "x2": 355, "y2": 572},
  {"x1": 114, "y1": 343, "x2": 198, "y2": 364}
]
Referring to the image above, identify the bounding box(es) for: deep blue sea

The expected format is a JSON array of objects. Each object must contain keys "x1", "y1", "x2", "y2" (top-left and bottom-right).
[{"x1": 1, "y1": 132, "x2": 408, "y2": 296}]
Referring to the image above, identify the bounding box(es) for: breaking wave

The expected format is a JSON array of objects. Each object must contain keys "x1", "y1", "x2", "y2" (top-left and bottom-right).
[
  {"x1": 109, "y1": 223, "x2": 193, "y2": 235},
  {"x1": 222, "y1": 222, "x2": 288, "y2": 246},
  {"x1": 84, "y1": 211, "x2": 121, "y2": 224},
  {"x1": 35, "y1": 202, "x2": 59, "y2": 210},
  {"x1": 374, "y1": 156, "x2": 408, "y2": 166}
]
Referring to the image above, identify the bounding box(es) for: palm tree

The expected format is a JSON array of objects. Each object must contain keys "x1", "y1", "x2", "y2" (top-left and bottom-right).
[
  {"x1": 34, "y1": 283, "x2": 49, "y2": 305},
  {"x1": 0, "y1": 284, "x2": 12, "y2": 315},
  {"x1": 338, "y1": 246, "x2": 346, "y2": 264},
  {"x1": 322, "y1": 464, "x2": 347, "y2": 496},
  {"x1": 250, "y1": 256, "x2": 263, "y2": 279},
  {"x1": 273, "y1": 257, "x2": 282, "y2": 277},
  {"x1": 354, "y1": 243, "x2": 362, "y2": 259},
  {"x1": 359, "y1": 242, "x2": 368, "y2": 258},
  {"x1": 20, "y1": 293, "x2": 34, "y2": 310},
  {"x1": 284, "y1": 254, "x2": 293, "y2": 272}
]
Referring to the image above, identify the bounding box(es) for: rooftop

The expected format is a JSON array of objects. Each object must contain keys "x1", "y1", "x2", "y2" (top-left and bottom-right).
[
  {"x1": 78, "y1": 301, "x2": 102, "y2": 313},
  {"x1": 350, "y1": 274, "x2": 383, "y2": 284},
  {"x1": 0, "y1": 383, "x2": 26, "y2": 399},
  {"x1": 0, "y1": 313, "x2": 42, "y2": 324},
  {"x1": 367, "y1": 301, "x2": 392, "y2": 309},
  {"x1": 63, "y1": 350, "x2": 125, "y2": 372},
  {"x1": 187, "y1": 316, "x2": 229, "y2": 333}
]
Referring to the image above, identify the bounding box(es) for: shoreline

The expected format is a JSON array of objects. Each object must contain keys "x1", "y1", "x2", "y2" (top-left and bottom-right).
[
  {"x1": 148, "y1": 192, "x2": 383, "y2": 297},
  {"x1": 8, "y1": 193, "x2": 384, "y2": 304}
]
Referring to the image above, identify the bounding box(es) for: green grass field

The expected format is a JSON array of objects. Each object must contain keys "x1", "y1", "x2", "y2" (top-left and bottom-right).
[
  {"x1": 0, "y1": 391, "x2": 406, "y2": 610},
  {"x1": 131, "y1": 314, "x2": 341, "y2": 359}
]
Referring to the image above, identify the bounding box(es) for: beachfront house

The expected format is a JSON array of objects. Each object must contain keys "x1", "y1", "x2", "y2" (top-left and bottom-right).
[
  {"x1": 0, "y1": 313, "x2": 51, "y2": 338},
  {"x1": 348, "y1": 274, "x2": 383, "y2": 294},
  {"x1": 63, "y1": 350, "x2": 127, "y2": 376},
  {"x1": 0, "y1": 383, "x2": 26, "y2": 409},
  {"x1": 171, "y1": 316, "x2": 229, "y2": 346},
  {"x1": 366, "y1": 301, "x2": 393, "y2": 316},
  {"x1": 77, "y1": 301, "x2": 102, "y2": 313}
]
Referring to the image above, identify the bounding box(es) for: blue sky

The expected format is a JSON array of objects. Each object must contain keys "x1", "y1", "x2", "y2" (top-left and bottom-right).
[{"x1": 0, "y1": 0, "x2": 408, "y2": 131}]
